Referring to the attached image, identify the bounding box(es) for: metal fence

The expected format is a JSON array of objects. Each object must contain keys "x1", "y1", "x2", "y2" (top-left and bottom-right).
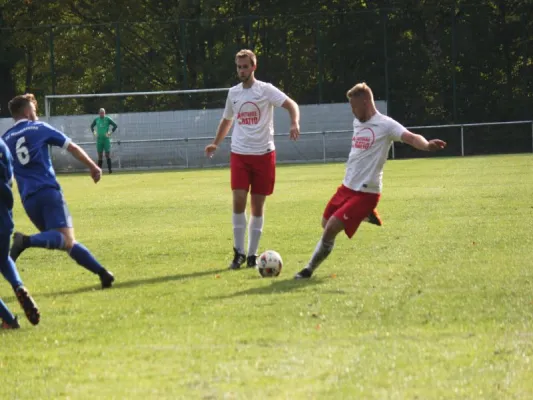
[{"x1": 51, "y1": 120, "x2": 533, "y2": 172}]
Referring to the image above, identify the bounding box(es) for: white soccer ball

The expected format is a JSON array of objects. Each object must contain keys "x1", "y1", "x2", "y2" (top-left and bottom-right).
[{"x1": 257, "y1": 250, "x2": 283, "y2": 278}]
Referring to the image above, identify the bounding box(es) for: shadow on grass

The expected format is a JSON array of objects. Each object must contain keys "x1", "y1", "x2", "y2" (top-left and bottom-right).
[
  {"x1": 33, "y1": 268, "x2": 228, "y2": 298},
  {"x1": 210, "y1": 276, "x2": 327, "y2": 300}
]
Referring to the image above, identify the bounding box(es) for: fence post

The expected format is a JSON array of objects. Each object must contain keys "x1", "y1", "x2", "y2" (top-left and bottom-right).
[
  {"x1": 322, "y1": 131, "x2": 326, "y2": 163},
  {"x1": 117, "y1": 141, "x2": 122, "y2": 169},
  {"x1": 49, "y1": 28, "x2": 56, "y2": 95},
  {"x1": 185, "y1": 138, "x2": 189, "y2": 168},
  {"x1": 531, "y1": 121, "x2": 533, "y2": 152},
  {"x1": 391, "y1": 142, "x2": 395, "y2": 159},
  {"x1": 460, "y1": 124, "x2": 464, "y2": 156}
]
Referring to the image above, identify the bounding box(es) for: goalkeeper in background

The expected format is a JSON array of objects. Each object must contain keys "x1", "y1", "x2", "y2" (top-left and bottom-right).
[{"x1": 90, "y1": 108, "x2": 117, "y2": 174}]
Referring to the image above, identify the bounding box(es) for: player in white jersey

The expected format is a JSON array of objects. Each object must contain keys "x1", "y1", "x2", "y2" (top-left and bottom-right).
[
  {"x1": 205, "y1": 49, "x2": 300, "y2": 269},
  {"x1": 294, "y1": 82, "x2": 447, "y2": 279}
]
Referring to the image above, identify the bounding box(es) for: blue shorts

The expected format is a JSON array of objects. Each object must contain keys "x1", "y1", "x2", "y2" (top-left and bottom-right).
[{"x1": 23, "y1": 188, "x2": 73, "y2": 232}]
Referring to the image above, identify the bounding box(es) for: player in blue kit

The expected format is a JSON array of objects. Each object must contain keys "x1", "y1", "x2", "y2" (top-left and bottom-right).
[
  {"x1": 0, "y1": 139, "x2": 39, "y2": 328},
  {"x1": 2, "y1": 94, "x2": 115, "y2": 289}
]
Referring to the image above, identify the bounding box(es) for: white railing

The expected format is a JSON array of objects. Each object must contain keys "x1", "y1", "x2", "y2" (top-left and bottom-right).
[
  {"x1": 51, "y1": 120, "x2": 533, "y2": 171},
  {"x1": 404, "y1": 120, "x2": 533, "y2": 157}
]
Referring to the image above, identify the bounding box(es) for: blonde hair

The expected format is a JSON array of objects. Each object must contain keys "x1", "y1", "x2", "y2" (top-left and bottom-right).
[
  {"x1": 235, "y1": 49, "x2": 257, "y2": 66},
  {"x1": 346, "y1": 82, "x2": 374, "y2": 102}
]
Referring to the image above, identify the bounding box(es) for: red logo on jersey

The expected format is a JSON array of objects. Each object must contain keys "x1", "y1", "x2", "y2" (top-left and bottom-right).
[
  {"x1": 352, "y1": 127, "x2": 375, "y2": 150},
  {"x1": 237, "y1": 102, "x2": 261, "y2": 125}
]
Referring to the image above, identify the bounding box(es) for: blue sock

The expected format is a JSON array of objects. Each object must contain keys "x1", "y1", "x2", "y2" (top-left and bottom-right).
[
  {"x1": 69, "y1": 243, "x2": 105, "y2": 274},
  {"x1": 0, "y1": 257, "x2": 23, "y2": 289},
  {"x1": 0, "y1": 298, "x2": 15, "y2": 324},
  {"x1": 29, "y1": 231, "x2": 64, "y2": 250}
]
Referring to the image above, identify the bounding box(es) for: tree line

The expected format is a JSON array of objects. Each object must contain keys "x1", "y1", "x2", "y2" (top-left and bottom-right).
[{"x1": 0, "y1": 0, "x2": 532, "y2": 126}]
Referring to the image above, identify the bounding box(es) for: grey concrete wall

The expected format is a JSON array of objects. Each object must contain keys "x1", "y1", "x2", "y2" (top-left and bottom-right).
[{"x1": 0, "y1": 101, "x2": 387, "y2": 171}]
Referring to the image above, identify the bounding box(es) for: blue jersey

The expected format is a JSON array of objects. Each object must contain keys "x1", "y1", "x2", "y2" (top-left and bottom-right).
[
  {"x1": 0, "y1": 140, "x2": 14, "y2": 234},
  {"x1": 2, "y1": 120, "x2": 71, "y2": 202}
]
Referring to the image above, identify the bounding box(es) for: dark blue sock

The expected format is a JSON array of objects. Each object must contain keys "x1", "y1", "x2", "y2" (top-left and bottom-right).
[
  {"x1": 29, "y1": 231, "x2": 64, "y2": 250},
  {"x1": 69, "y1": 243, "x2": 105, "y2": 274},
  {"x1": 0, "y1": 298, "x2": 15, "y2": 324},
  {"x1": 0, "y1": 257, "x2": 23, "y2": 289}
]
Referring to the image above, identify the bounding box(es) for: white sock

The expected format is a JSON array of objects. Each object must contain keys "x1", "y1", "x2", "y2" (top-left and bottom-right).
[
  {"x1": 306, "y1": 238, "x2": 335, "y2": 272},
  {"x1": 232, "y1": 212, "x2": 246, "y2": 254},
  {"x1": 247, "y1": 215, "x2": 264, "y2": 256}
]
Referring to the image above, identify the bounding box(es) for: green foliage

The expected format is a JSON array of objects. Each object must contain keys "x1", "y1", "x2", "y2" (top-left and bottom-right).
[{"x1": 0, "y1": 1, "x2": 532, "y2": 123}]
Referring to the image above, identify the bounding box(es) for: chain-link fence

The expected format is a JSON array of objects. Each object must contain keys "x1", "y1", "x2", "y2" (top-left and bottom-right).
[{"x1": 50, "y1": 120, "x2": 533, "y2": 172}]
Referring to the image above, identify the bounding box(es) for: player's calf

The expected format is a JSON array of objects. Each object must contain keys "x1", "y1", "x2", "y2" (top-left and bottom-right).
[{"x1": 10, "y1": 231, "x2": 65, "y2": 261}]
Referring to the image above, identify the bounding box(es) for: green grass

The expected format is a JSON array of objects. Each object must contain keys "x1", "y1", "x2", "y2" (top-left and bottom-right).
[{"x1": 1, "y1": 154, "x2": 532, "y2": 399}]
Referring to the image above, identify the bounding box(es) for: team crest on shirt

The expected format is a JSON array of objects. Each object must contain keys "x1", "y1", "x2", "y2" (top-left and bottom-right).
[
  {"x1": 237, "y1": 102, "x2": 261, "y2": 125},
  {"x1": 352, "y1": 127, "x2": 375, "y2": 150}
]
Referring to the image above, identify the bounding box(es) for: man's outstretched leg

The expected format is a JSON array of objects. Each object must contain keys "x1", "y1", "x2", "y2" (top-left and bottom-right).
[
  {"x1": 11, "y1": 229, "x2": 114, "y2": 289},
  {"x1": 294, "y1": 217, "x2": 341, "y2": 279}
]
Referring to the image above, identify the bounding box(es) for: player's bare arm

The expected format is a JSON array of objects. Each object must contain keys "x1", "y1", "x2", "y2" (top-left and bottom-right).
[
  {"x1": 67, "y1": 142, "x2": 102, "y2": 183},
  {"x1": 281, "y1": 98, "x2": 300, "y2": 141},
  {"x1": 205, "y1": 118, "x2": 234, "y2": 157},
  {"x1": 401, "y1": 131, "x2": 447, "y2": 151}
]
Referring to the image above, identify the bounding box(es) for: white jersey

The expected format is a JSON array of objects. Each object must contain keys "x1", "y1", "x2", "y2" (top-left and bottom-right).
[
  {"x1": 223, "y1": 80, "x2": 288, "y2": 155},
  {"x1": 342, "y1": 112, "x2": 406, "y2": 194}
]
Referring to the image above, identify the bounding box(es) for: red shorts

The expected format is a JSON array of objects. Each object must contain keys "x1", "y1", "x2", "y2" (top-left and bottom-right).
[
  {"x1": 323, "y1": 185, "x2": 380, "y2": 238},
  {"x1": 230, "y1": 151, "x2": 276, "y2": 195}
]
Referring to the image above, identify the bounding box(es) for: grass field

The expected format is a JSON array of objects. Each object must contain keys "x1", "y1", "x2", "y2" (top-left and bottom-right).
[{"x1": 1, "y1": 154, "x2": 532, "y2": 399}]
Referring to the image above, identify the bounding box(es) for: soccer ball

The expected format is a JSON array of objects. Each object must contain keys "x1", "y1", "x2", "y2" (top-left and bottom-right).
[{"x1": 257, "y1": 250, "x2": 283, "y2": 278}]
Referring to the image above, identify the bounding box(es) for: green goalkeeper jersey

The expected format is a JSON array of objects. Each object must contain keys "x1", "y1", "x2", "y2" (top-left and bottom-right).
[{"x1": 91, "y1": 116, "x2": 118, "y2": 139}]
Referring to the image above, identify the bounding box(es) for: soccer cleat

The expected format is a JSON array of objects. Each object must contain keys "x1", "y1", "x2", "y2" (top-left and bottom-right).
[
  {"x1": 14, "y1": 286, "x2": 40, "y2": 326},
  {"x1": 366, "y1": 209, "x2": 383, "y2": 227},
  {"x1": 246, "y1": 255, "x2": 258, "y2": 268},
  {"x1": 99, "y1": 270, "x2": 115, "y2": 289},
  {"x1": 1, "y1": 316, "x2": 20, "y2": 330},
  {"x1": 10, "y1": 232, "x2": 29, "y2": 262},
  {"x1": 294, "y1": 268, "x2": 313, "y2": 280},
  {"x1": 228, "y1": 247, "x2": 246, "y2": 270}
]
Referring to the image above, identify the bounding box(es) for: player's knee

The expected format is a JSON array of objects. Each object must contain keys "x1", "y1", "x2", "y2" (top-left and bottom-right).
[
  {"x1": 323, "y1": 217, "x2": 343, "y2": 240},
  {"x1": 59, "y1": 233, "x2": 76, "y2": 250},
  {"x1": 232, "y1": 191, "x2": 248, "y2": 213}
]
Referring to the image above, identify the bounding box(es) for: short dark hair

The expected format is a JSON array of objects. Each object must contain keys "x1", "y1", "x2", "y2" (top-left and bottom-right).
[
  {"x1": 235, "y1": 49, "x2": 257, "y2": 66},
  {"x1": 8, "y1": 93, "x2": 37, "y2": 118}
]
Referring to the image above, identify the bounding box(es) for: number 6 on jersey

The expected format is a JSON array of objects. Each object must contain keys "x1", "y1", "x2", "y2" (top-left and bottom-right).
[{"x1": 15, "y1": 136, "x2": 30, "y2": 165}]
